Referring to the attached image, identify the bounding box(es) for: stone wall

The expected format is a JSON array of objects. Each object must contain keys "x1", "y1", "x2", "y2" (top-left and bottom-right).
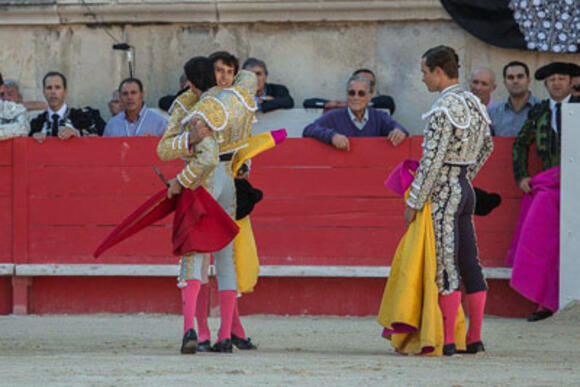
[{"x1": 0, "y1": 0, "x2": 576, "y2": 132}]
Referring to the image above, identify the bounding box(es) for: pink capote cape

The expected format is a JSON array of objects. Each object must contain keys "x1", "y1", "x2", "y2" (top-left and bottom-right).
[{"x1": 505, "y1": 166, "x2": 560, "y2": 312}]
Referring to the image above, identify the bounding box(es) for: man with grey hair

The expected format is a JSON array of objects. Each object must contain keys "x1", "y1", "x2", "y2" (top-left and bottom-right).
[
  {"x1": 470, "y1": 67, "x2": 497, "y2": 108},
  {"x1": 242, "y1": 57, "x2": 294, "y2": 113},
  {"x1": 303, "y1": 73, "x2": 407, "y2": 150},
  {"x1": 0, "y1": 73, "x2": 29, "y2": 140},
  {"x1": 3, "y1": 78, "x2": 47, "y2": 111}
]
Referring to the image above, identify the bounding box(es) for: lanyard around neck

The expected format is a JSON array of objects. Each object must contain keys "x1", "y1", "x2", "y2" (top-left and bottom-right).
[{"x1": 124, "y1": 108, "x2": 149, "y2": 136}]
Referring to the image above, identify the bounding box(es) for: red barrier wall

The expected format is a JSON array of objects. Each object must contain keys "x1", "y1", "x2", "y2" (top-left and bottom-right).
[{"x1": 0, "y1": 137, "x2": 541, "y2": 316}]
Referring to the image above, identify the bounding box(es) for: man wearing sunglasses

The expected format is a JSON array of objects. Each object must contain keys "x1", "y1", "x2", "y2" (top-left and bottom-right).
[{"x1": 302, "y1": 74, "x2": 408, "y2": 150}]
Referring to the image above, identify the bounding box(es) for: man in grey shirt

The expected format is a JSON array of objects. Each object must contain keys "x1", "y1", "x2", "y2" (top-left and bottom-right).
[
  {"x1": 488, "y1": 61, "x2": 540, "y2": 137},
  {"x1": 104, "y1": 78, "x2": 167, "y2": 137}
]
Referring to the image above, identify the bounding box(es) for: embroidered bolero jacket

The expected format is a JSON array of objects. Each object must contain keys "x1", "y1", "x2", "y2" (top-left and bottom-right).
[
  {"x1": 407, "y1": 85, "x2": 494, "y2": 210},
  {"x1": 156, "y1": 70, "x2": 258, "y2": 191}
]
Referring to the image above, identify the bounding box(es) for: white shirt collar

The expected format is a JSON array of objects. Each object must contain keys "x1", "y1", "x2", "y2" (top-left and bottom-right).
[
  {"x1": 549, "y1": 94, "x2": 571, "y2": 109},
  {"x1": 347, "y1": 107, "x2": 369, "y2": 123},
  {"x1": 549, "y1": 94, "x2": 571, "y2": 132},
  {"x1": 48, "y1": 103, "x2": 68, "y2": 120}
]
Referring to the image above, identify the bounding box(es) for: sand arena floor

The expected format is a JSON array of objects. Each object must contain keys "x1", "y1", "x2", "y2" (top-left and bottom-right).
[{"x1": 1, "y1": 304, "x2": 579, "y2": 386}]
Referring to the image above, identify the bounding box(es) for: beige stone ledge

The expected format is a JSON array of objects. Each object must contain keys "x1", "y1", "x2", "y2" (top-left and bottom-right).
[{"x1": 0, "y1": 0, "x2": 450, "y2": 25}]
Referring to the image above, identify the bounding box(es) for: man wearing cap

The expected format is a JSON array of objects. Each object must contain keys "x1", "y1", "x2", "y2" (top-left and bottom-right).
[{"x1": 510, "y1": 62, "x2": 580, "y2": 322}]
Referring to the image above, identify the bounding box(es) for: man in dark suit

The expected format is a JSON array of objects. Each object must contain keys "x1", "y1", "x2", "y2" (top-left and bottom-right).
[
  {"x1": 242, "y1": 58, "x2": 294, "y2": 113},
  {"x1": 511, "y1": 61, "x2": 580, "y2": 322},
  {"x1": 29, "y1": 71, "x2": 105, "y2": 142}
]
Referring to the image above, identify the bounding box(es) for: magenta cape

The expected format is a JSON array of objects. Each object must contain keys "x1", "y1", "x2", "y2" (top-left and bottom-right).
[{"x1": 505, "y1": 166, "x2": 560, "y2": 311}]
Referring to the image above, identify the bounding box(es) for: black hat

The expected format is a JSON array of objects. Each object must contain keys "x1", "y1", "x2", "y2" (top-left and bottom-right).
[
  {"x1": 534, "y1": 62, "x2": 580, "y2": 80},
  {"x1": 235, "y1": 178, "x2": 263, "y2": 220}
]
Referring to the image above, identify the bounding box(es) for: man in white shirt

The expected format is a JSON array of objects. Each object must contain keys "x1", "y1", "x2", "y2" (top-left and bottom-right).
[{"x1": 29, "y1": 71, "x2": 105, "y2": 142}]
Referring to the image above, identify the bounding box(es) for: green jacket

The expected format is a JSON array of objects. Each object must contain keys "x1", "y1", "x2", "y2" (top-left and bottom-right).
[{"x1": 513, "y1": 95, "x2": 579, "y2": 182}]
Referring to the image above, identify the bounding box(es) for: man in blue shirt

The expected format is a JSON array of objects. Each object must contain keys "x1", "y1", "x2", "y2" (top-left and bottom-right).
[
  {"x1": 104, "y1": 78, "x2": 167, "y2": 137},
  {"x1": 488, "y1": 61, "x2": 540, "y2": 137},
  {"x1": 302, "y1": 74, "x2": 408, "y2": 150}
]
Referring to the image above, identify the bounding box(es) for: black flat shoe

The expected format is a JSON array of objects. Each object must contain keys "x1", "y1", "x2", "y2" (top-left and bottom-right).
[
  {"x1": 211, "y1": 339, "x2": 233, "y2": 353},
  {"x1": 180, "y1": 329, "x2": 197, "y2": 354},
  {"x1": 458, "y1": 341, "x2": 485, "y2": 354},
  {"x1": 196, "y1": 340, "x2": 212, "y2": 352},
  {"x1": 527, "y1": 310, "x2": 553, "y2": 322},
  {"x1": 231, "y1": 335, "x2": 257, "y2": 350},
  {"x1": 443, "y1": 343, "x2": 456, "y2": 356}
]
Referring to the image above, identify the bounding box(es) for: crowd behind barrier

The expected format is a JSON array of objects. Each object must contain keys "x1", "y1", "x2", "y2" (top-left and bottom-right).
[
  {"x1": 0, "y1": 136, "x2": 542, "y2": 316},
  {"x1": 1, "y1": 57, "x2": 577, "y2": 322}
]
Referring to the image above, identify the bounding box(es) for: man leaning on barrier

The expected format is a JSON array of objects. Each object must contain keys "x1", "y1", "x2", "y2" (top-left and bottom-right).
[{"x1": 302, "y1": 73, "x2": 408, "y2": 150}]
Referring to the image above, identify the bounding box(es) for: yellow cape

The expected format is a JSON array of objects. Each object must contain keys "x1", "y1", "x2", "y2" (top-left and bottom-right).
[
  {"x1": 377, "y1": 194, "x2": 466, "y2": 356},
  {"x1": 229, "y1": 131, "x2": 278, "y2": 293}
]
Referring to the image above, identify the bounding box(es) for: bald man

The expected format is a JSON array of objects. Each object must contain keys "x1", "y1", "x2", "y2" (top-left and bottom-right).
[{"x1": 470, "y1": 67, "x2": 497, "y2": 108}]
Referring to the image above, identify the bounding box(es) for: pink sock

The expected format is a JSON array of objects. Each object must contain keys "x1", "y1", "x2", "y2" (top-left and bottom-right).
[
  {"x1": 217, "y1": 290, "x2": 237, "y2": 343},
  {"x1": 466, "y1": 291, "x2": 487, "y2": 344},
  {"x1": 196, "y1": 283, "x2": 211, "y2": 342},
  {"x1": 181, "y1": 279, "x2": 201, "y2": 334},
  {"x1": 439, "y1": 291, "x2": 461, "y2": 345},
  {"x1": 231, "y1": 299, "x2": 247, "y2": 339}
]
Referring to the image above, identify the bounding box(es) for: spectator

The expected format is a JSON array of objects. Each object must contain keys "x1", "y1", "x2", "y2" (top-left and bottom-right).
[
  {"x1": 2, "y1": 79, "x2": 47, "y2": 111},
  {"x1": 210, "y1": 51, "x2": 239, "y2": 88},
  {"x1": 303, "y1": 73, "x2": 408, "y2": 150},
  {"x1": 108, "y1": 90, "x2": 124, "y2": 117},
  {"x1": 303, "y1": 68, "x2": 396, "y2": 115},
  {"x1": 103, "y1": 78, "x2": 168, "y2": 137},
  {"x1": 513, "y1": 62, "x2": 579, "y2": 193},
  {"x1": 0, "y1": 73, "x2": 29, "y2": 140},
  {"x1": 488, "y1": 61, "x2": 541, "y2": 136},
  {"x1": 242, "y1": 57, "x2": 294, "y2": 113},
  {"x1": 470, "y1": 67, "x2": 496, "y2": 108},
  {"x1": 30, "y1": 71, "x2": 106, "y2": 142},
  {"x1": 510, "y1": 62, "x2": 580, "y2": 322},
  {"x1": 158, "y1": 73, "x2": 189, "y2": 112}
]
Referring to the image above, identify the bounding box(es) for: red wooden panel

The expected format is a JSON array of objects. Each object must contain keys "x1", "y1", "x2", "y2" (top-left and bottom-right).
[
  {"x1": 0, "y1": 140, "x2": 12, "y2": 166},
  {"x1": 29, "y1": 277, "x2": 181, "y2": 314},
  {"x1": 0, "y1": 224, "x2": 11, "y2": 261},
  {"x1": 0, "y1": 278, "x2": 12, "y2": 315},
  {"x1": 251, "y1": 167, "x2": 399, "y2": 198},
  {"x1": 22, "y1": 137, "x2": 181, "y2": 167},
  {"x1": 0, "y1": 237, "x2": 10, "y2": 261},
  {"x1": 254, "y1": 226, "x2": 403, "y2": 263},
  {"x1": 27, "y1": 166, "x2": 180, "y2": 197},
  {"x1": 0, "y1": 167, "x2": 12, "y2": 197},
  {"x1": 16, "y1": 276, "x2": 535, "y2": 317},
  {"x1": 29, "y1": 196, "x2": 174, "y2": 225},
  {"x1": 253, "y1": 197, "x2": 405, "y2": 228},
  {"x1": 12, "y1": 139, "x2": 29, "y2": 264},
  {"x1": 253, "y1": 138, "x2": 412, "y2": 167},
  {"x1": 254, "y1": 227, "x2": 509, "y2": 267},
  {"x1": 27, "y1": 225, "x2": 176, "y2": 263},
  {"x1": 239, "y1": 278, "x2": 534, "y2": 317}
]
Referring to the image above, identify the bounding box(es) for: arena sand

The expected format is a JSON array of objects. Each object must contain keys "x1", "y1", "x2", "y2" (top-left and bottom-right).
[{"x1": 1, "y1": 303, "x2": 579, "y2": 386}]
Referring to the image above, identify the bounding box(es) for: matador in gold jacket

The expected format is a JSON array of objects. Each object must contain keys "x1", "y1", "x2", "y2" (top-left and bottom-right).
[{"x1": 157, "y1": 65, "x2": 258, "y2": 354}]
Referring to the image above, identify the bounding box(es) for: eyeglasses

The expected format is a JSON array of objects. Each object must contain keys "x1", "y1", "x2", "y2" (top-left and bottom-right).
[{"x1": 348, "y1": 90, "x2": 368, "y2": 97}]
